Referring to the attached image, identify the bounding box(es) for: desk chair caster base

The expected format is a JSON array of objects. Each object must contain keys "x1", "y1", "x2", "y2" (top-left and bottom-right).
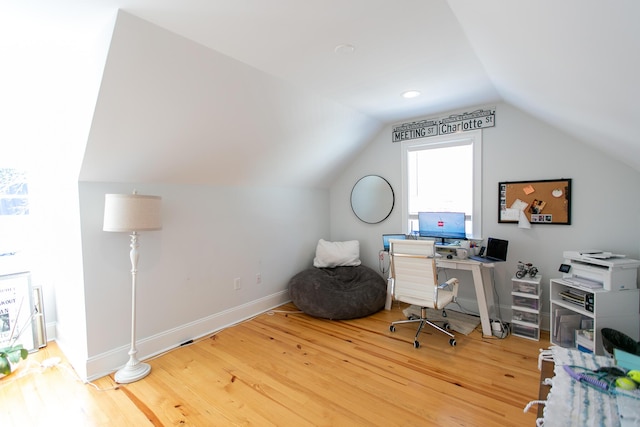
[
  {"x1": 412, "y1": 338, "x2": 456, "y2": 348},
  {"x1": 389, "y1": 318, "x2": 457, "y2": 348}
]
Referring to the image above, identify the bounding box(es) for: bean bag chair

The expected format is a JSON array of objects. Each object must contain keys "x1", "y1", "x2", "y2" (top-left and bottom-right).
[{"x1": 288, "y1": 239, "x2": 387, "y2": 319}]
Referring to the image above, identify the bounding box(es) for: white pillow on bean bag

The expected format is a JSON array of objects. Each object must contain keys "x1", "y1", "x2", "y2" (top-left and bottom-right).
[{"x1": 313, "y1": 239, "x2": 361, "y2": 268}]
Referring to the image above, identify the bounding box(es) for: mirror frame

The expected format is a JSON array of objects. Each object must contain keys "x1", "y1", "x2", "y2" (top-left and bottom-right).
[{"x1": 350, "y1": 175, "x2": 395, "y2": 224}]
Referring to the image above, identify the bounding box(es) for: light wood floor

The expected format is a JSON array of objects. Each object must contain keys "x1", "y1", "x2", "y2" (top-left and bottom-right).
[{"x1": 0, "y1": 303, "x2": 548, "y2": 426}]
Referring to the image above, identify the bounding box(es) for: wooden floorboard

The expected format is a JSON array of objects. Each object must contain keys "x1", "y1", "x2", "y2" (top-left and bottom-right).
[{"x1": 0, "y1": 302, "x2": 547, "y2": 426}]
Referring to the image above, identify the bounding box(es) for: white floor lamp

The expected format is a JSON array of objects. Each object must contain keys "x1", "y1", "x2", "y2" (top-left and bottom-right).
[{"x1": 103, "y1": 192, "x2": 162, "y2": 384}]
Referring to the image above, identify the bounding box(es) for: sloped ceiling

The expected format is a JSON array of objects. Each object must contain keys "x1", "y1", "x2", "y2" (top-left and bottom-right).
[
  {"x1": 4, "y1": 1, "x2": 640, "y2": 187},
  {"x1": 81, "y1": 0, "x2": 501, "y2": 188},
  {"x1": 80, "y1": 11, "x2": 380, "y2": 188},
  {"x1": 448, "y1": 0, "x2": 640, "y2": 172}
]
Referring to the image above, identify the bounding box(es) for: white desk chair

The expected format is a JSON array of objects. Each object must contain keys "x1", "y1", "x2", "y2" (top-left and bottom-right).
[{"x1": 388, "y1": 239, "x2": 459, "y2": 348}]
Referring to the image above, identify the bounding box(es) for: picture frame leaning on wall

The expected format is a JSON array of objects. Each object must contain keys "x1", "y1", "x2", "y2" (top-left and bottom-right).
[{"x1": 0, "y1": 272, "x2": 36, "y2": 352}]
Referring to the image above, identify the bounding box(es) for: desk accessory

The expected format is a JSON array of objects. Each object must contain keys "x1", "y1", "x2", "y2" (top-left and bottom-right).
[{"x1": 516, "y1": 261, "x2": 538, "y2": 278}]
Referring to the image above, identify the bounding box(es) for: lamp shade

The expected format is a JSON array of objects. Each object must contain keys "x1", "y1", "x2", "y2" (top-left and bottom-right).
[{"x1": 103, "y1": 193, "x2": 162, "y2": 232}]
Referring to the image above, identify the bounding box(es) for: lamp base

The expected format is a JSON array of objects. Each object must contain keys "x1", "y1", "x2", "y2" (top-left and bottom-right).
[{"x1": 114, "y1": 361, "x2": 151, "y2": 384}]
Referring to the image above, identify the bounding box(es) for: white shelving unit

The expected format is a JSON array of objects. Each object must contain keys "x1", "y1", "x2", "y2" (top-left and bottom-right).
[
  {"x1": 511, "y1": 275, "x2": 542, "y2": 340},
  {"x1": 549, "y1": 278, "x2": 639, "y2": 355}
]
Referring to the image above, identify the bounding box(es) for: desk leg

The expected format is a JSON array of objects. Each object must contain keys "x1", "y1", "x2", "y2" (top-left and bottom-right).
[
  {"x1": 385, "y1": 277, "x2": 393, "y2": 310},
  {"x1": 471, "y1": 266, "x2": 492, "y2": 337},
  {"x1": 481, "y1": 267, "x2": 496, "y2": 317}
]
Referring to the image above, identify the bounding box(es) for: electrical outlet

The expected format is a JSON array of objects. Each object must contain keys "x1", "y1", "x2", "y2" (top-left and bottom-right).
[
  {"x1": 234, "y1": 277, "x2": 241, "y2": 290},
  {"x1": 256, "y1": 273, "x2": 262, "y2": 284}
]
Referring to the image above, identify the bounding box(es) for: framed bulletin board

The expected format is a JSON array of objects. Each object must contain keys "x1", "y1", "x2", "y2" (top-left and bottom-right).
[{"x1": 499, "y1": 178, "x2": 571, "y2": 225}]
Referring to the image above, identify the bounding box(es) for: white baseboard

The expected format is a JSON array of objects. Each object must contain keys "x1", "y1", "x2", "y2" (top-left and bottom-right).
[
  {"x1": 46, "y1": 322, "x2": 57, "y2": 343},
  {"x1": 83, "y1": 290, "x2": 290, "y2": 381}
]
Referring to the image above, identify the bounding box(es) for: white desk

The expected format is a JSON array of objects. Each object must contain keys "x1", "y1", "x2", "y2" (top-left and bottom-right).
[{"x1": 386, "y1": 256, "x2": 496, "y2": 337}]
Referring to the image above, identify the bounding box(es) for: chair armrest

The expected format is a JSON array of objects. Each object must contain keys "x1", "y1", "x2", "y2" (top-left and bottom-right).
[{"x1": 438, "y1": 278, "x2": 459, "y2": 295}]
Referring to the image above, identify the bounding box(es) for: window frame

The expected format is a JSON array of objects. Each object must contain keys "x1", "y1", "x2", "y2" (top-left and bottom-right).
[{"x1": 400, "y1": 130, "x2": 482, "y2": 239}]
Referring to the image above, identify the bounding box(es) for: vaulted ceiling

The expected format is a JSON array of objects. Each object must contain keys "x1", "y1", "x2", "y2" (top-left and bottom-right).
[{"x1": 3, "y1": 0, "x2": 639, "y2": 187}]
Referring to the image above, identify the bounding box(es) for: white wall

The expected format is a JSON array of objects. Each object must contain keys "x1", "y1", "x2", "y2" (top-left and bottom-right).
[
  {"x1": 0, "y1": 9, "x2": 116, "y2": 379},
  {"x1": 78, "y1": 182, "x2": 328, "y2": 379},
  {"x1": 330, "y1": 102, "x2": 640, "y2": 331}
]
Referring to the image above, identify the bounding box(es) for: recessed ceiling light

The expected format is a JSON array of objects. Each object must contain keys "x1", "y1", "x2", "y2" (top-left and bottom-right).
[
  {"x1": 334, "y1": 44, "x2": 356, "y2": 55},
  {"x1": 402, "y1": 90, "x2": 421, "y2": 99}
]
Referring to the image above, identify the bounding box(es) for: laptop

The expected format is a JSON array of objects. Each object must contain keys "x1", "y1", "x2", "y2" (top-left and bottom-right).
[
  {"x1": 469, "y1": 237, "x2": 509, "y2": 263},
  {"x1": 382, "y1": 234, "x2": 406, "y2": 252}
]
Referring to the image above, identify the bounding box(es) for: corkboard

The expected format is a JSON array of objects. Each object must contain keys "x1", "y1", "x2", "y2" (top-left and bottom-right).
[{"x1": 499, "y1": 179, "x2": 571, "y2": 224}]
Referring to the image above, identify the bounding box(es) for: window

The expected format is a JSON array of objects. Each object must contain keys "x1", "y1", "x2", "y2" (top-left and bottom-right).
[
  {"x1": 0, "y1": 168, "x2": 30, "y2": 255},
  {"x1": 0, "y1": 168, "x2": 29, "y2": 216},
  {"x1": 401, "y1": 130, "x2": 482, "y2": 239}
]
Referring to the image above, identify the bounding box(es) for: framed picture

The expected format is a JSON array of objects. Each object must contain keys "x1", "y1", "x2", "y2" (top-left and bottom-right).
[
  {"x1": 498, "y1": 178, "x2": 571, "y2": 225},
  {"x1": 0, "y1": 272, "x2": 36, "y2": 351}
]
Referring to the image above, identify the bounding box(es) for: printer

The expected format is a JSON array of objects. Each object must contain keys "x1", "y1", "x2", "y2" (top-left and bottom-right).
[{"x1": 562, "y1": 251, "x2": 640, "y2": 291}]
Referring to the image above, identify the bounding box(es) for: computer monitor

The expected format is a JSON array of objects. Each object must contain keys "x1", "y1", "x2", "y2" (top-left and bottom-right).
[{"x1": 418, "y1": 211, "x2": 466, "y2": 243}]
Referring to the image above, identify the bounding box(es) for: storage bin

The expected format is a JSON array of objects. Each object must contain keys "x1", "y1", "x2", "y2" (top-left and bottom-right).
[
  {"x1": 512, "y1": 296, "x2": 539, "y2": 310},
  {"x1": 601, "y1": 327, "x2": 640, "y2": 357},
  {"x1": 512, "y1": 279, "x2": 541, "y2": 296},
  {"x1": 512, "y1": 323, "x2": 540, "y2": 340},
  {"x1": 575, "y1": 329, "x2": 594, "y2": 353},
  {"x1": 512, "y1": 308, "x2": 538, "y2": 325}
]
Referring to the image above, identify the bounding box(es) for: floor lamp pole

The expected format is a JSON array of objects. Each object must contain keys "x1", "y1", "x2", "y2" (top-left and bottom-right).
[{"x1": 114, "y1": 231, "x2": 151, "y2": 384}]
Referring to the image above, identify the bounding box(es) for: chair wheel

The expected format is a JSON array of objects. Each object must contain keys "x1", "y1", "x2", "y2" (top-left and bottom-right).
[
  {"x1": 389, "y1": 325, "x2": 396, "y2": 333},
  {"x1": 443, "y1": 322, "x2": 450, "y2": 331},
  {"x1": 442, "y1": 310, "x2": 447, "y2": 318},
  {"x1": 413, "y1": 340, "x2": 420, "y2": 348},
  {"x1": 449, "y1": 339, "x2": 456, "y2": 347}
]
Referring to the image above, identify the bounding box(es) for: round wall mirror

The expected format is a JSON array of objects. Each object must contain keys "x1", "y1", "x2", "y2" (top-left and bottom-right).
[{"x1": 350, "y1": 175, "x2": 395, "y2": 224}]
